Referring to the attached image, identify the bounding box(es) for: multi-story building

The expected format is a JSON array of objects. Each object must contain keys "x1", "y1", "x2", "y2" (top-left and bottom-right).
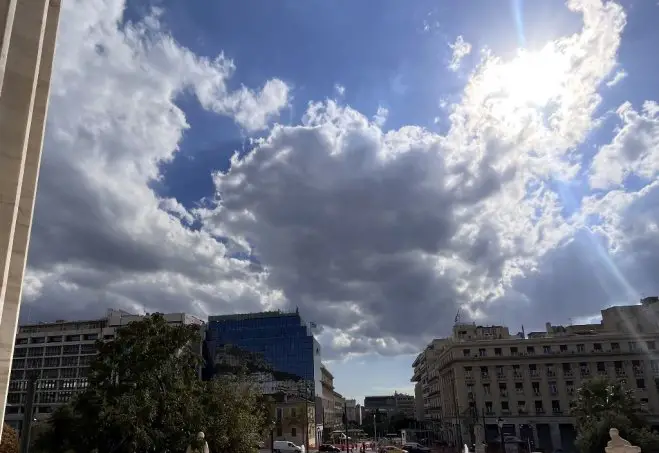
[
  {"x1": 5, "y1": 309, "x2": 203, "y2": 431},
  {"x1": 345, "y1": 399, "x2": 358, "y2": 423},
  {"x1": 364, "y1": 392, "x2": 416, "y2": 420},
  {"x1": 204, "y1": 310, "x2": 322, "y2": 397},
  {"x1": 268, "y1": 393, "x2": 319, "y2": 449},
  {"x1": 412, "y1": 297, "x2": 659, "y2": 452},
  {"x1": 320, "y1": 364, "x2": 341, "y2": 431}
]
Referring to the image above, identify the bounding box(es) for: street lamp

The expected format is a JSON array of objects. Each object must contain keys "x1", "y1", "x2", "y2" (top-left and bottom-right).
[{"x1": 497, "y1": 418, "x2": 505, "y2": 453}]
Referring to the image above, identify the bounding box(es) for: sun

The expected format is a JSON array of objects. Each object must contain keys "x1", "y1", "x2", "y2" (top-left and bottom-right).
[{"x1": 481, "y1": 44, "x2": 570, "y2": 108}]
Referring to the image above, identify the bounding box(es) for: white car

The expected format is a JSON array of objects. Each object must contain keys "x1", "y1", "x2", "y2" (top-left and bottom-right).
[{"x1": 273, "y1": 441, "x2": 303, "y2": 453}]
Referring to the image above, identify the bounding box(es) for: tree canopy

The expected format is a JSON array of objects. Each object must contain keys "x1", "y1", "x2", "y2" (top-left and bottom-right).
[
  {"x1": 571, "y1": 377, "x2": 659, "y2": 453},
  {"x1": 0, "y1": 424, "x2": 19, "y2": 453},
  {"x1": 33, "y1": 313, "x2": 268, "y2": 453}
]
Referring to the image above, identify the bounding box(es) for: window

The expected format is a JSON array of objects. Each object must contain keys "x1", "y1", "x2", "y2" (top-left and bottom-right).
[
  {"x1": 636, "y1": 379, "x2": 646, "y2": 389},
  {"x1": 464, "y1": 367, "x2": 472, "y2": 378},
  {"x1": 84, "y1": 333, "x2": 98, "y2": 341},
  {"x1": 566, "y1": 381, "x2": 575, "y2": 395},
  {"x1": 611, "y1": 342, "x2": 620, "y2": 351},
  {"x1": 496, "y1": 366, "x2": 505, "y2": 377},
  {"x1": 277, "y1": 426, "x2": 282, "y2": 437},
  {"x1": 499, "y1": 383, "x2": 507, "y2": 397},
  {"x1": 510, "y1": 347, "x2": 518, "y2": 355},
  {"x1": 481, "y1": 366, "x2": 489, "y2": 377},
  {"x1": 543, "y1": 345, "x2": 551, "y2": 354},
  {"x1": 276, "y1": 408, "x2": 283, "y2": 421},
  {"x1": 548, "y1": 382, "x2": 557, "y2": 395},
  {"x1": 559, "y1": 344, "x2": 567, "y2": 352},
  {"x1": 485, "y1": 402, "x2": 493, "y2": 414},
  {"x1": 47, "y1": 336, "x2": 62, "y2": 343},
  {"x1": 31, "y1": 337, "x2": 45, "y2": 344},
  {"x1": 532, "y1": 382, "x2": 540, "y2": 396},
  {"x1": 291, "y1": 408, "x2": 296, "y2": 417},
  {"x1": 479, "y1": 348, "x2": 487, "y2": 357},
  {"x1": 483, "y1": 384, "x2": 490, "y2": 395},
  {"x1": 527, "y1": 346, "x2": 535, "y2": 355},
  {"x1": 291, "y1": 427, "x2": 297, "y2": 437},
  {"x1": 517, "y1": 401, "x2": 526, "y2": 413},
  {"x1": 463, "y1": 349, "x2": 470, "y2": 357},
  {"x1": 501, "y1": 401, "x2": 509, "y2": 412},
  {"x1": 515, "y1": 383, "x2": 523, "y2": 394},
  {"x1": 552, "y1": 400, "x2": 561, "y2": 414},
  {"x1": 65, "y1": 335, "x2": 80, "y2": 342},
  {"x1": 494, "y1": 348, "x2": 502, "y2": 356},
  {"x1": 535, "y1": 400, "x2": 544, "y2": 413},
  {"x1": 16, "y1": 338, "x2": 28, "y2": 345},
  {"x1": 594, "y1": 343, "x2": 602, "y2": 351},
  {"x1": 629, "y1": 341, "x2": 638, "y2": 352},
  {"x1": 577, "y1": 344, "x2": 585, "y2": 352},
  {"x1": 647, "y1": 341, "x2": 656, "y2": 350}
]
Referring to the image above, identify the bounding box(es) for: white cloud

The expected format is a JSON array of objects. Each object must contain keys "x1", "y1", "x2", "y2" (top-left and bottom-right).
[
  {"x1": 606, "y1": 69, "x2": 627, "y2": 87},
  {"x1": 448, "y1": 35, "x2": 472, "y2": 72},
  {"x1": 28, "y1": 0, "x2": 659, "y2": 359},
  {"x1": 373, "y1": 106, "x2": 389, "y2": 127},
  {"x1": 335, "y1": 84, "x2": 346, "y2": 96}
]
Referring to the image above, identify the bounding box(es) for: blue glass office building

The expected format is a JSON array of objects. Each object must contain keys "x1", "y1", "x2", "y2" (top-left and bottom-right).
[{"x1": 205, "y1": 311, "x2": 322, "y2": 396}]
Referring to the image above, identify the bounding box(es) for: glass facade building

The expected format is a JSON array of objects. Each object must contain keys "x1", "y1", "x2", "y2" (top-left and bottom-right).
[{"x1": 205, "y1": 311, "x2": 322, "y2": 396}]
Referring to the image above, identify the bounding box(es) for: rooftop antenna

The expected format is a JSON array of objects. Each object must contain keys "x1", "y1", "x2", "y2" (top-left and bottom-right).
[{"x1": 454, "y1": 310, "x2": 461, "y2": 325}]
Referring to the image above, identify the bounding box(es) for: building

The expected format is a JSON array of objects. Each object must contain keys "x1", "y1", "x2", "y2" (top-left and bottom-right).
[
  {"x1": 411, "y1": 297, "x2": 659, "y2": 452},
  {"x1": 0, "y1": 0, "x2": 62, "y2": 441},
  {"x1": 345, "y1": 399, "x2": 358, "y2": 423},
  {"x1": 5, "y1": 309, "x2": 203, "y2": 432},
  {"x1": 267, "y1": 393, "x2": 318, "y2": 449},
  {"x1": 320, "y1": 364, "x2": 345, "y2": 432},
  {"x1": 364, "y1": 392, "x2": 416, "y2": 420},
  {"x1": 205, "y1": 310, "x2": 322, "y2": 396}
]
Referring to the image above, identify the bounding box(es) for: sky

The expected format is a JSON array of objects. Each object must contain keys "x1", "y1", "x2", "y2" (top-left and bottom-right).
[{"x1": 20, "y1": 0, "x2": 659, "y2": 404}]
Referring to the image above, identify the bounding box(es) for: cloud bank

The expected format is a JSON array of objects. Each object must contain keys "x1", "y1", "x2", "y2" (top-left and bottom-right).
[{"x1": 22, "y1": 0, "x2": 659, "y2": 359}]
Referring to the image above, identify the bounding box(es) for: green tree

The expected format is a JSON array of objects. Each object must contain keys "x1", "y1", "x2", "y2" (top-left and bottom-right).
[
  {"x1": 33, "y1": 313, "x2": 267, "y2": 453},
  {"x1": 0, "y1": 424, "x2": 19, "y2": 453},
  {"x1": 571, "y1": 377, "x2": 659, "y2": 453}
]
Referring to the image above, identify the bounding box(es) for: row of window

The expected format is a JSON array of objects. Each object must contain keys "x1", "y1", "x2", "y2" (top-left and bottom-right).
[
  {"x1": 13, "y1": 344, "x2": 98, "y2": 359},
  {"x1": 6, "y1": 391, "x2": 75, "y2": 405},
  {"x1": 473, "y1": 395, "x2": 651, "y2": 416},
  {"x1": 462, "y1": 340, "x2": 655, "y2": 359},
  {"x1": 463, "y1": 360, "x2": 659, "y2": 380},
  {"x1": 12, "y1": 355, "x2": 94, "y2": 370},
  {"x1": 8, "y1": 378, "x2": 88, "y2": 392},
  {"x1": 11, "y1": 366, "x2": 89, "y2": 381},
  {"x1": 15, "y1": 332, "x2": 106, "y2": 345}
]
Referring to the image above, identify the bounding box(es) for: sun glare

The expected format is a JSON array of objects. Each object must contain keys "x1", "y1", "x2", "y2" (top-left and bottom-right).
[{"x1": 482, "y1": 44, "x2": 570, "y2": 108}]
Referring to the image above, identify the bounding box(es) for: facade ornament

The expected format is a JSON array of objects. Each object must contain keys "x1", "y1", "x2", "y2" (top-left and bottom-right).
[{"x1": 605, "y1": 428, "x2": 641, "y2": 453}]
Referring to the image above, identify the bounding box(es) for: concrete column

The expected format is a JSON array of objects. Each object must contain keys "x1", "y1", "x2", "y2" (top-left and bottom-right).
[
  {"x1": 0, "y1": 0, "x2": 59, "y2": 441},
  {"x1": 0, "y1": 0, "x2": 18, "y2": 93}
]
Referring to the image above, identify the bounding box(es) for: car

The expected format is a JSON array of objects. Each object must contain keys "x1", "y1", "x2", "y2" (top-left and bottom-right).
[
  {"x1": 402, "y1": 443, "x2": 430, "y2": 453},
  {"x1": 319, "y1": 445, "x2": 341, "y2": 452},
  {"x1": 273, "y1": 441, "x2": 303, "y2": 453},
  {"x1": 378, "y1": 446, "x2": 408, "y2": 453}
]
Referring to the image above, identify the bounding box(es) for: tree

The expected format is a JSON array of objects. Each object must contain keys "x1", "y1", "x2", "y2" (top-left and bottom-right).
[
  {"x1": 33, "y1": 313, "x2": 268, "y2": 453},
  {"x1": 0, "y1": 424, "x2": 19, "y2": 453},
  {"x1": 571, "y1": 377, "x2": 659, "y2": 453}
]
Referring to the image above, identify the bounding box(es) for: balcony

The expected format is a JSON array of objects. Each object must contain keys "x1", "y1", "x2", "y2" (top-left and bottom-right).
[
  {"x1": 518, "y1": 408, "x2": 528, "y2": 415},
  {"x1": 496, "y1": 373, "x2": 506, "y2": 381},
  {"x1": 535, "y1": 408, "x2": 545, "y2": 414},
  {"x1": 634, "y1": 368, "x2": 644, "y2": 377},
  {"x1": 481, "y1": 374, "x2": 491, "y2": 381},
  {"x1": 546, "y1": 370, "x2": 556, "y2": 378},
  {"x1": 615, "y1": 369, "x2": 626, "y2": 377},
  {"x1": 513, "y1": 373, "x2": 523, "y2": 380},
  {"x1": 500, "y1": 392, "x2": 508, "y2": 398},
  {"x1": 563, "y1": 370, "x2": 574, "y2": 378}
]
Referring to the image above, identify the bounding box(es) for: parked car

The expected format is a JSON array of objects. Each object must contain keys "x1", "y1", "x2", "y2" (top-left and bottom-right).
[
  {"x1": 319, "y1": 445, "x2": 341, "y2": 452},
  {"x1": 402, "y1": 443, "x2": 430, "y2": 453},
  {"x1": 378, "y1": 446, "x2": 408, "y2": 453},
  {"x1": 273, "y1": 441, "x2": 303, "y2": 453}
]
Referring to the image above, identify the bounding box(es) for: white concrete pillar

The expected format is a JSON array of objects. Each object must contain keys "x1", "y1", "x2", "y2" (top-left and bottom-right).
[
  {"x1": 0, "y1": 0, "x2": 18, "y2": 94},
  {"x1": 0, "y1": 0, "x2": 60, "y2": 440}
]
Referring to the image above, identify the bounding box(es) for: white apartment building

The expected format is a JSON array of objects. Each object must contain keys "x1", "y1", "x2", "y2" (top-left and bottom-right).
[
  {"x1": 412, "y1": 297, "x2": 659, "y2": 453},
  {"x1": 5, "y1": 309, "x2": 203, "y2": 431}
]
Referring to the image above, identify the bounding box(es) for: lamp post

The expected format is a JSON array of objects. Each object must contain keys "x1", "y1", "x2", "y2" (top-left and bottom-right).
[{"x1": 497, "y1": 418, "x2": 505, "y2": 453}]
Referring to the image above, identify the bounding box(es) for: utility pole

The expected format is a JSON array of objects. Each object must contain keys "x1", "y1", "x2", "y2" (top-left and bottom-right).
[
  {"x1": 344, "y1": 401, "x2": 350, "y2": 452},
  {"x1": 19, "y1": 374, "x2": 37, "y2": 453},
  {"x1": 373, "y1": 413, "x2": 377, "y2": 444}
]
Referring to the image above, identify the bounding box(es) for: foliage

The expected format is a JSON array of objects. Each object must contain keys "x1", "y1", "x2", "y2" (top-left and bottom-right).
[
  {"x1": 0, "y1": 424, "x2": 19, "y2": 453},
  {"x1": 571, "y1": 377, "x2": 659, "y2": 453},
  {"x1": 33, "y1": 313, "x2": 268, "y2": 453}
]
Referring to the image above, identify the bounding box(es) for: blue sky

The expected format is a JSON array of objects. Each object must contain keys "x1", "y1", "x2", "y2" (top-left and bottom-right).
[{"x1": 25, "y1": 0, "x2": 659, "y2": 405}]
